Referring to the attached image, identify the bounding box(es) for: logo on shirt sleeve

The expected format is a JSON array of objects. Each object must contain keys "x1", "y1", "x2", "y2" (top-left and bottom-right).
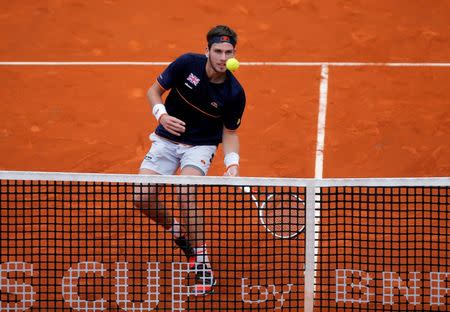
[{"x1": 186, "y1": 73, "x2": 200, "y2": 86}]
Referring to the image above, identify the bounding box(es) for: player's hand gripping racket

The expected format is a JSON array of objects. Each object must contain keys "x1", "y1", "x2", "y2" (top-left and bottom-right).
[{"x1": 240, "y1": 186, "x2": 305, "y2": 239}]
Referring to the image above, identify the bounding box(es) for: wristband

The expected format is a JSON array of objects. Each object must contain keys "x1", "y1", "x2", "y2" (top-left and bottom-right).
[
  {"x1": 152, "y1": 103, "x2": 167, "y2": 122},
  {"x1": 224, "y1": 152, "x2": 240, "y2": 168}
]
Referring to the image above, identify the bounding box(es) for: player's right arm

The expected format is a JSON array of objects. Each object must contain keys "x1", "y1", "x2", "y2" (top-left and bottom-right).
[{"x1": 147, "y1": 82, "x2": 186, "y2": 136}]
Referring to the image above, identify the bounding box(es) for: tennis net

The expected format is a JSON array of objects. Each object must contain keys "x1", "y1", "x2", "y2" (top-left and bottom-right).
[{"x1": 0, "y1": 171, "x2": 449, "y2": 311}]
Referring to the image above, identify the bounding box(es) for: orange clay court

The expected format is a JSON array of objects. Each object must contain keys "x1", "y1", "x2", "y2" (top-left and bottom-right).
[{"x1": 0, "y1": 1, "x2": 449, "y2": 311}]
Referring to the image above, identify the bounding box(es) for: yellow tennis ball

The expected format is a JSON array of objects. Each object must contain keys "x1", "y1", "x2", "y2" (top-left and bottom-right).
[{"x1": 226, "y1": 58, "x2": 240, "y2": 72}]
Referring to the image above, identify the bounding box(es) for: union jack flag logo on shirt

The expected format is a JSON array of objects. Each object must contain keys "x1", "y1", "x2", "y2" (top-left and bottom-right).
[{"x1": 187, "y1": 73, "x2": 200, "y2": 86}]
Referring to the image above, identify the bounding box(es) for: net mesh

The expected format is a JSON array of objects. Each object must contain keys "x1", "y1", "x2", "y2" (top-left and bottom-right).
[
  {"x1": 0, "y1": 175, "x2": 304, "y2": 311},
  {"x1": 316, "y1": 185, "x2": 450, "y2": 311},
  {"x1": 0, "y1": 172, "x2": 449, "y2": 311}
]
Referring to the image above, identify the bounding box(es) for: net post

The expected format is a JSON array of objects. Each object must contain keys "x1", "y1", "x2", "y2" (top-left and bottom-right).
[{"x1": 304, "y1": 184, "x2": 317, "y2": 312}]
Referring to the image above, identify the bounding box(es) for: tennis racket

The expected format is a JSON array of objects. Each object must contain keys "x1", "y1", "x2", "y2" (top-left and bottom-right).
[{"x1": 240, "y1": 186, "x2": 305, "y2": 239}]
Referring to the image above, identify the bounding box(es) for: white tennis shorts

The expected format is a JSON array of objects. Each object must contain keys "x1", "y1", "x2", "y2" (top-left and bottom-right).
[{"x1": 140, "y1": 133, "x2": 217, "y2": 175}]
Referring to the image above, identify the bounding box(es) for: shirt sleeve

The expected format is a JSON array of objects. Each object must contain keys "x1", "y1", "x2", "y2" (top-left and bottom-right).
[
  {"x1": 223, "y1": 89, "x2": 246, "y2": 130},
  {"x1": 156, "y1": 54, "x2": 190, "y2": 90}
]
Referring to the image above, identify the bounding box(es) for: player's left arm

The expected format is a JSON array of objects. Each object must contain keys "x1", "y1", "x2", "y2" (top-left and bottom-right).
[
  {"x1": 222, "y1": 127, "x2": 240, "y2": 177},
  {"x1": 222, "y1": 85, "x2": 245, "y2": 177}
]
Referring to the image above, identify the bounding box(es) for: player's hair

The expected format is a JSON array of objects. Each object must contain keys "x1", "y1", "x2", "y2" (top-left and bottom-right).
[{"x1": 206, "y1": 25, "x2": 238, "y2": 48}]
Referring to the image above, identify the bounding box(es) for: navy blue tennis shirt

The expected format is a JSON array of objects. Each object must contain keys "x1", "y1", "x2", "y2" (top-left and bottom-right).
[{"x1": 155, "y1": 53, "x2": 246, "y2": 145}]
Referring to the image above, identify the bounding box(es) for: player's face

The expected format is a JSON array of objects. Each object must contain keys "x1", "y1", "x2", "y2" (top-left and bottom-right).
[{"x1": 206, "y1": 42, "x2": 235, "y2": 73}]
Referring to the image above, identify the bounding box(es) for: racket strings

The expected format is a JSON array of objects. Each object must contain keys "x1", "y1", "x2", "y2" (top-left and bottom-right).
[{"x1": 262, "y1": 192, "x2": 305, "y2": 238}]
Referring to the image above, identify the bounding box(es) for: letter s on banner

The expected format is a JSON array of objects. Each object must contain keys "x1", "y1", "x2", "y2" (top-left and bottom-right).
[{"x1": 0, "y1": 262, "x2": 35, "y2": 311}]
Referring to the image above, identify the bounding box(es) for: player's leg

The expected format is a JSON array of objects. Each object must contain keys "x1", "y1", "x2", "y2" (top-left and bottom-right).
[
  {"x1": 133, "y1": 168, "x2": 172, "y2": 227},
  {"x1": 178, "y1": 166, "x2": 205, "y2": 246},
  {"x1": 179, "y1": 145, "x2": 217, "y2": 294},
  {"x1": 178, "y1": 145, "x2": 216, "y2": 245},
  {"x1": 134, "y1": 133, "x2": 189, "y2": 249}
]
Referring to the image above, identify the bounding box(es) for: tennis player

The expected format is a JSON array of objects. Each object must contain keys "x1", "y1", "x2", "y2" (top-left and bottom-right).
[{"x1": 134, "y1": 25, "x2": 246, "y2": 295}]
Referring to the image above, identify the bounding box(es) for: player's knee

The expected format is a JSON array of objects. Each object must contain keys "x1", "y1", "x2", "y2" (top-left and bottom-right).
[
  {"x1": 177, "y1": 186, "x2": 197, "y2": 206},
  {"x1": 133, "y1": 186, "x2": 158, "y2": 209},
  {"x1": 133, "y1": 193, "x2": 145, "y2": 209}
]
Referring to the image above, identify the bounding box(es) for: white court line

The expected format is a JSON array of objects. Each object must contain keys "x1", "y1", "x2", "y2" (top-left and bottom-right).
[
  {"x1": 1, "y1": 61, "x2": 450, "y2": 66},
  {"x1": 308, "y1": 64, "x2": 329, "y2": 312},
  {"x1": 0, "y1": 62, "x2": 171, "y2": 66},
  {"x1": 244, "y1": 62, "x2": 450, "y2": 67},
  {"x1": 315, "y1": 64, "x2": 329, "y2": 179},
  {"x1": 305, "y1": 64, "x2": 329, "y2": 312}
]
